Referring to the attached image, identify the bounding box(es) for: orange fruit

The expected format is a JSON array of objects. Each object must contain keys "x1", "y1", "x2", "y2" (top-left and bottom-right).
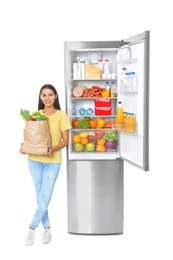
[
  {"x1": 81, "y1": 137, "x2": 89, "y2": 145},
  {"x1": 73, "y1": 135, "x2": 81, "y2": 143}
]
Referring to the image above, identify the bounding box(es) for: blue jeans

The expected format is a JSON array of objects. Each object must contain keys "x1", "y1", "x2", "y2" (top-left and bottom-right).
[{"x1": 27, "y1": 159, "x2": 61, "y2": 229}]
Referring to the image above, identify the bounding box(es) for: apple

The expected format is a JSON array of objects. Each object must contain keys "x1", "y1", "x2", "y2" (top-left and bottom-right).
[
  {"x1": 86, "y1": 142, "x2": 95, "y2": 152},
  {"x1": 74, "y1": 143, "x2": 84, "y2": 152},
  {"x1": 88, "y1": 135, "x2": 95, "y2": 143},
  {"x1": 27, "y1": 117, "x2": 36, "y2": 121}
]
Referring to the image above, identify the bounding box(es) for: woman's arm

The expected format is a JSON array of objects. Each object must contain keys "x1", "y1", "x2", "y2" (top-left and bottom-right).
[
  {"x1": 52, "y1": 129, "x2": 69, "y2": 152},
  {"x1": 45, "y1": 129, "x2": 69, "y2": 156}
]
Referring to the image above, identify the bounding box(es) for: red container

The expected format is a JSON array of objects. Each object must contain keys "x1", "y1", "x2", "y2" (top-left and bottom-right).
[
  {"x1": 95, "y1": 107, "x2": 112, "y2": 116},
  {"x1": 94, "y1": 98, "x2": 112, "y2": 107}
]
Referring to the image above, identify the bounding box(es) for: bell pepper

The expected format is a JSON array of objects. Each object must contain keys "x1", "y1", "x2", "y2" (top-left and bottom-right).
[
  {"x1": 96, "y1": 144, "x2": 106, "y2": 152},
  {"x1": 89, "y1": 119, "x2": 98, "y2": 129},
  {"x1": 98, "y1": 118, "x2": 106, "y2": 128},
  {"x1": 72, "y1": 120, "x2": 79, "y2": 128},
  {"x1": 97, "y1": 139, "x2": 105, "y2": 146},
  {"x1": 101, "y1": 90, "x2": 109, "y2": 98}
]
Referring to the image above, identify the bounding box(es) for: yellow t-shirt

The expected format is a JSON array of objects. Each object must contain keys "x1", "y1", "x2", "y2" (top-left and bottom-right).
[{"x1": 28, "y1": 110, "x2": 71, "y2": 163}]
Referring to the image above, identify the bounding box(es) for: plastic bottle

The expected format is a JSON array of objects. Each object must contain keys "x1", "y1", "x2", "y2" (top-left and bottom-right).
[
  {"x1": 131, "y1": 72, "x2": 138, "y2": 91},
  {"x1": 119, "y1": 67, "x2": 127, "y2": 91},
  {"x1": 123, "y1": 72, "x2": 129, "y2": 91},
  {"x1": 110, "y1": 81, "x2": 116, "y2": 97},
  {"x1": 117, "y1": 46, "x2": 124, "y2": 61},
  {"x1": 104, "y1": 59, "x2": 110, "y2": 75},
  {"x1": 126, "y1": 72, "x2": 132, "y2": 91},
  {"x1": 115, "y1": 101, "x2": 124, "y2": 130},
  {"x1": 124, "y1": 45, "x2": 131, "y2": 59},
  {"x1": 128, "y1": 113, "x2": 136, "y2": 132},
  {"x1": 84, "y1": 57, "x2": 88, "y2": 64},
  {"x1": 98, "y1": 59, "x2": 103, "y2": 77},
  {"x1": 125, "y1": 113, "x2": 130, "y2": 132},
  {"x1": 105, "y1": 81, "x2": 111, "y2": 97},
  {"x1": 122, "y1": 112, "x2": 127, "y2": 131},
  {"x1": 76, "y1": 57, "x2": 81, "y2": 79},
  {"x1": 73, "y1": 60, "x2": 78, "y2": 79},
  {"x1": 81, "y1": 61, "x2": 86, "y2": 79}
]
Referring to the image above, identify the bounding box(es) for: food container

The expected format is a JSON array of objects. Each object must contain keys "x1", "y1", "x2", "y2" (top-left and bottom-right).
[
  {"x1": 94, "y1": 98, "x2": 111, "y2": 107},
  {"x1": 73, "y1": 131, "x2": 96, "y2": 152},
  {"x1": 95, "y1": 107, "x2": 112, "y2": 116}
]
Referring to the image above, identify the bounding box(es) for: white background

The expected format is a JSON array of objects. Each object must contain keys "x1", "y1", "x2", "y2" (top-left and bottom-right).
[{"x1": 0, "y1": 0, "x2": 172, "y2": 259}]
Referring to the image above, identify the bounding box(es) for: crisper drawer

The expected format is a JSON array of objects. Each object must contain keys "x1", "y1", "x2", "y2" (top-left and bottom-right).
[{"x1": 72, "y1": 129, "x2": 118, "y2": 153}]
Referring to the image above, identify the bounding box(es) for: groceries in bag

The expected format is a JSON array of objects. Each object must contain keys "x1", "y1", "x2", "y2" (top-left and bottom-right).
[{"x1": 20, "y1": 109, "x2": 51, "y2": 155}]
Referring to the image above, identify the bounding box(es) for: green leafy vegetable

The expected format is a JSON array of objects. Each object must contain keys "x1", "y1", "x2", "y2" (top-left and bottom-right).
[
  {"x1": 31, "y1": 111, "x2": 48, "y2": 121},
  {"x1": 20, "y1": 109, "x2": 48, "y2": 121},
  {"x1": 76, "y1": 117, "x2": 91, "y2": 129},
  {"x1": 20, "y1": 109, "x2": 31, "y2": 121},
  {"x1": 102, "y1": 130, "x2": 118, "y2": 141}
]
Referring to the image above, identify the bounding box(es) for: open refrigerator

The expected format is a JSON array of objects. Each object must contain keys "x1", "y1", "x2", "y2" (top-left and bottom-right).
[{"x1": 64, "y1": 31, "x2": 150, "y2": 235}]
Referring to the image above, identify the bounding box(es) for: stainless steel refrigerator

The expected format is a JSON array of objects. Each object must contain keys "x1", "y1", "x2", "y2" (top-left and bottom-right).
[{"x1": 64, "y1": 31, "x2": 150, "y2": 235}]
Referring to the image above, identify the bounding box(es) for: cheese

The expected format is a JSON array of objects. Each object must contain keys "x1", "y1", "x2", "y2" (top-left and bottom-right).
[
  {"x1": 86, "y1": 72, "x2": 101, "y2": 79},
  {"x1": 85, "y1": 64, "x2": 101, "y2": 73}
]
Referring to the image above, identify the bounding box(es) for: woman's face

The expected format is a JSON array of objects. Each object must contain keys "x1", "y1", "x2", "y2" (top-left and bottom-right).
[{"x1": 40, "y1": 88, "x2": 57, "y2": 108}]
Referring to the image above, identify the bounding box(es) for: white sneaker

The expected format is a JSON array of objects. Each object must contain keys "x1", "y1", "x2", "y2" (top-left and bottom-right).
[
  {"x1": 25, "y1": 228, "x2": 35, "y2": 246},
  {"x1": 41, "y1": 228, "x2": 52, "y2": 244}
]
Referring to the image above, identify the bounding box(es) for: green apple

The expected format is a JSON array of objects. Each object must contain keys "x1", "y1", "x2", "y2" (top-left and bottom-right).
[
  {"x1": 86, "y1": 142, "x2": 95, "y2": 152},
  {"x1": 74, "y1": 143, "x2": 84, "y2": 152}
]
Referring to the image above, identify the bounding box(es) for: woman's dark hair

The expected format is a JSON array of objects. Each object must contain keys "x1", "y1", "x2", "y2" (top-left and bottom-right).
[{"x1": 38, "y1": 84, "x2": 61, "y2": 110}]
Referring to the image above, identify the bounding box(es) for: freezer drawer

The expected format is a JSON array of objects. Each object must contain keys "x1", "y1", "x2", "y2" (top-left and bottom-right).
[{"x1": 67, "y1": 159, "x2": 124, "y2": 234}]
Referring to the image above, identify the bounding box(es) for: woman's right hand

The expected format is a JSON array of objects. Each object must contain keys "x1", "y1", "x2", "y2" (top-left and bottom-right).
[{"x1": 19, "y1": 143, "x2": 27, "y2": 154}]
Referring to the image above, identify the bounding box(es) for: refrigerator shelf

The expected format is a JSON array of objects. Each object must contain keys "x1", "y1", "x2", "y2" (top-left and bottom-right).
[
  {"x1": 117, "y1": 58, "x2": 138, "y2": 64},
  {"x1": 70, "y1": 79, "x2": 117, "y2": 82},
  {"x1": 71, "y1": 116, "x2": 116, "y2": 119},
  {"x1": 71, "y1": 128, "x2": 116, "y2": 131},
  {"x1": 71, "y1": 97, "x2": 117, "y2": 100}
]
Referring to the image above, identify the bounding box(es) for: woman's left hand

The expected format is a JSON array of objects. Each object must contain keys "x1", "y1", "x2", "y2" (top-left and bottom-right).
[{"x1": 42, "y1": 146, "x2": 54, "y2": 156}]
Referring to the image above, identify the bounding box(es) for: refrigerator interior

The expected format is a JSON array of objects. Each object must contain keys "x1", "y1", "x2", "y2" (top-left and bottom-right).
[{"x1": 65, "y1": 43, "x2": 123, "y2": 161}]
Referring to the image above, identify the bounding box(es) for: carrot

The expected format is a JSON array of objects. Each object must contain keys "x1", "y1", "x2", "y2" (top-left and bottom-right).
[{"x1": 104, "y1": 121, "x2": 113, "y2": 128}]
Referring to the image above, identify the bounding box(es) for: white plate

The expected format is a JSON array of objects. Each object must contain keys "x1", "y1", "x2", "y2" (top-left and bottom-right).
[{"x1": 88, "y1": 52, "x2": 101, "y2": 64}]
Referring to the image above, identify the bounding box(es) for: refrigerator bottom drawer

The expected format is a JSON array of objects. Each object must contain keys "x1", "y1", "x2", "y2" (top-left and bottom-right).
[{"x1": 67, "y1": 159, "x2": 124, "y2": 235}]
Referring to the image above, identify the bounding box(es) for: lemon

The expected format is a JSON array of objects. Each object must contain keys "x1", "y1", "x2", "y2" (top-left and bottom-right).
[{"x1": 80, "y1": 132, "x2": 88, "y2": 138}]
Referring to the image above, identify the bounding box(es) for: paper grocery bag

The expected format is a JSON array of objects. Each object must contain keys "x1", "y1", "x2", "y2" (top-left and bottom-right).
[{"x1": 22, "y1": 120, "x2": 51, "y2": 155}]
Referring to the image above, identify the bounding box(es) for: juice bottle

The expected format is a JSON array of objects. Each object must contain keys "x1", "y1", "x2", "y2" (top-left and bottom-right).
[
  {"x1": 125, "y1": 113, "x2": 130, "y2": 132},
  {"x1": 122, "y1": 112, "x2": 127, "y2": 131},
  {"x1": 128, "y1": 113, "x2": 136, "y2": 132},
  {"x1": 115, "y1": 101, "x2": 124, "y2": 130}
]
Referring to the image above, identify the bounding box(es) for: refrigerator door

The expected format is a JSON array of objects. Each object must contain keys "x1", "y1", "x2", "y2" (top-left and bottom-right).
[{"x1": 118, "y1": 31, "x2": 150, "y2": 171}]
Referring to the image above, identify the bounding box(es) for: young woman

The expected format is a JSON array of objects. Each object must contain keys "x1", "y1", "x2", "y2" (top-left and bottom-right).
[{"x1": 19, "y1": 84, "x2": 71, "y2": 246}]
